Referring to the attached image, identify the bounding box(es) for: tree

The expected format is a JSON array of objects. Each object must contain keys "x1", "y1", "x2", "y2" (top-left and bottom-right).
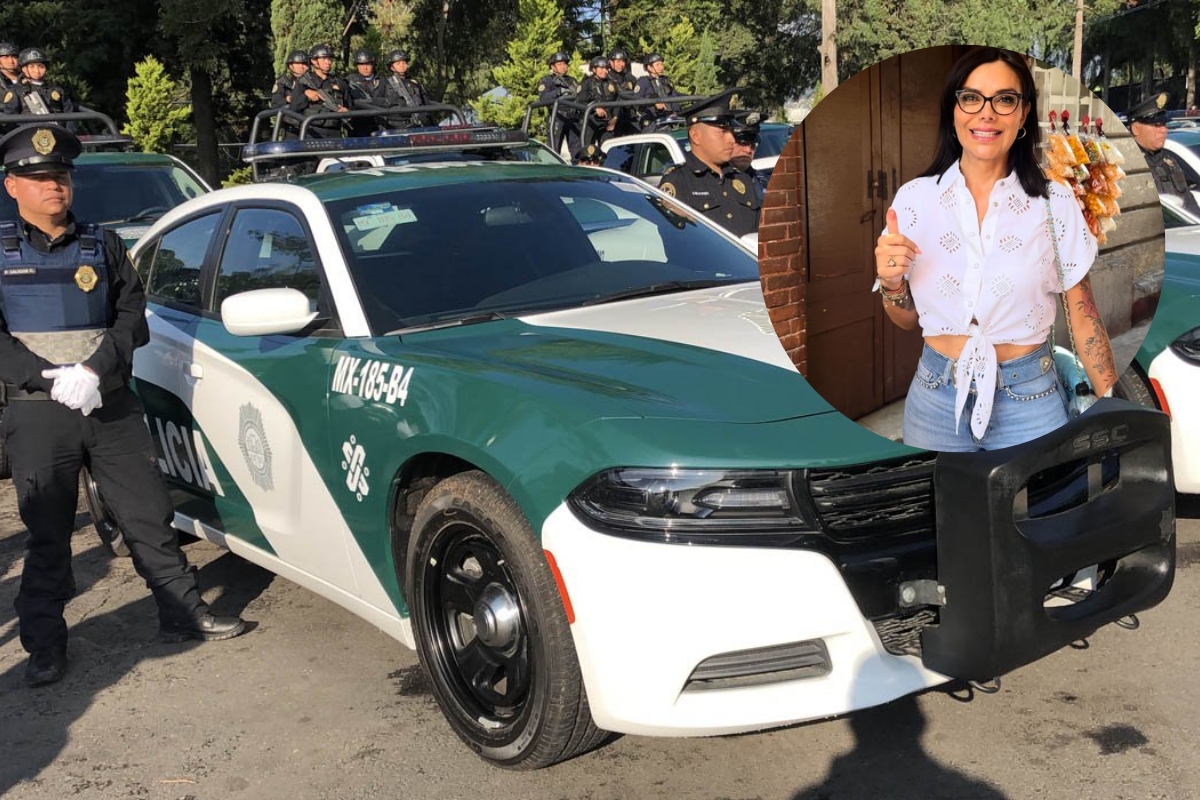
[
  {"x1": 357, "y1": 0, "x2": 417, "y2": 55},
  {"x1": 471, "y1": 0, "x2": 565, "y2": 129},
  {"x1": 271, "y1": 0, "x2": 345, "y2": 74},
  {"x1": 123, "y1": 56, "x2": 192, "y2": 153}
]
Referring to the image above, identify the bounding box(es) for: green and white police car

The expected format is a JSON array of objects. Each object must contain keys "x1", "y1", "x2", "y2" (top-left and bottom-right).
[{"x1": 123, "y1": 129, "x2": 1176, "y2": 769}]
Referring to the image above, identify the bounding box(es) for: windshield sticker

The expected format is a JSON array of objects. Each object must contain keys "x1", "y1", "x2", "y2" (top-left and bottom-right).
[
  {"x1": 331, "y1": 355, "x2": 414, "y2": 407},
  {"x1": 238, "y1": 403, "x2": 274, "y2": 491},
  {"x1": 340, "y1": 434, "x2": 370, "y2": 502},
  {"x1": 258, "y1": 233, "x2": 274, "y2": 260},
  {"x1": 352, "y1": 204, "x2": 417, "y2": 232}
]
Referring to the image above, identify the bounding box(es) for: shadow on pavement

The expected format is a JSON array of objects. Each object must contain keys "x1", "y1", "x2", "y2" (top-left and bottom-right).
[
  {"x1": 0, "y1": 549, "x2": 275, "y2": 796},
  {"x1": 790, "y1": 695, "x2": 1010, "y2": 800}
]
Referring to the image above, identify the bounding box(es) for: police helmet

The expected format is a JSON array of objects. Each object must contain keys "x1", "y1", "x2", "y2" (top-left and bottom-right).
[
  {"x1": 644, "y1": 53, "x2": 664, "y2": 67},
  {"x1": 590, "y1": 56, "x2": 609, "y2": 71},
  {"x1": 353, "y1": 49, "x2": 375, "y2": 65},
  {"x1": 309, "y1": 44, "x2": 335, "y2": 61},
  {"x1": 608, "y1": 49, "x2": 628, "y2": 63},
  {"x1": 547, "y1": 51, "x2": 569, "y2": 66},
  {"x1": 386, "y1": 50, "x2": 411, "y2": 65},
  {"x1": 286, "y1": 50, "x2": 310, "y2": 65},
  {"x1": 18, "y1": 48, "x2": 48, "y2": 68},
  {"x1": 0, "y1": 43, "x2": 19, "y2": 58}
]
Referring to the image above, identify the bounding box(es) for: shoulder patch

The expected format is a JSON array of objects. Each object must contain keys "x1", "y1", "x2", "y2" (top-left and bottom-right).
[
  {"x1": 538, "y1": 83, "x2": 546, "y2": 92},
  {"x1": 51, "y1": 90, "x2": 60, "y2": 101},
  {"x1": 661, "y1": 181, "x2": 677, "y2": 197},
  {"x1": 634, "y1": 84, "x2": 642, "y2": 94},
  {"x1": 3, "y1": 92, "x2": 11, "y2": 103}
]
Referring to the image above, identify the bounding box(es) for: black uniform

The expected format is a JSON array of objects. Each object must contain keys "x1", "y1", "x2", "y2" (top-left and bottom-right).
[
  {"x1": 608, "y1": 67, "x2": 638, "y2": 137},
  {"x1": 269, "y1": 72, "x2": 306, "y2": 140},
  {"x1": 288, "y1": 71, "x2": 348, "y2": 138},
  {"x1": 0, "y1": 71, "x2": 20, "y2": 91},
  {"x1": 538, "y1": 72, "x2": 581, "y2": 159},
  {"x1": 383, "y1": 72, "x2": 431, "y2": 128},
  {"x1": 1142, "y1": 146, "x2": 1200, "y2": 217},
  {"x1": 659, "y1": 151, "x2": 761, "y2": 237},
  {"x1": 2, "y1": 78, "x2": 75, "y2": 116},
  {"x1": 634, "y1": 74, "x2": 679, "y2": 129},
  {"x1": 577, "y1": 73, "x2": 619, "y2": 150},
  {"x1": 346, "y1": 72, "x2": 386, "y2": 135}
]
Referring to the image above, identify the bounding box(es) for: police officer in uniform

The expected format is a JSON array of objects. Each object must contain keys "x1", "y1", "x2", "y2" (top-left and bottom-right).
[
  {"x1": 270, "y1": 51, "x2": 310, "y2": 140},
  {"x1": 1129, "y1": 92, "x2": 1200, "y2": 217},
  {"x1": 345, "y1": 49, "x2": 386, "y2": 136},
  {"x1": 659, "y1": 91, "x2": 761, "y2": 237},
  {"x1": 634, "y1": 53, "x2": 679, "y2": 131},
  {"x1": 288, "y1": 44, "x2": 348, "y2": 139},
  {"x1": 537, "y1": 51, "x2": 581, "y2": 160},
  {"x1": 607, "y1": 49, "x2": 638, "y2": 137},
  {"x1": 2, "y1": 49, "x2": 75, "y2": 118},
  {"x1": 577, "y1": 56, "x2": 619, "y2": 154},
  {"x1": 0, "y1": 126, "x2": 246, "y2": 687},
  {"x1": 731, "y1": 109, "x2": 768, "y2": 196},
  {"x1": 383, "y1": 51, "x2": 432, "y2": 128},
  {"x1": 0, "y1": 43, "x2": 21, "y2": 91}
]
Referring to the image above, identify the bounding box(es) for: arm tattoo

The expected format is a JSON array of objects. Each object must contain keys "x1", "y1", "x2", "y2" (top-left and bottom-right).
[{"x1": 1072, "y1": 276, "x2": 1116, "y2": 378}]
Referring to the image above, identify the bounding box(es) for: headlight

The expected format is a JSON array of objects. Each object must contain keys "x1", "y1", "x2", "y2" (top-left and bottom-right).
[
  {"x1": 567, "y1": 468, "x2": 818, "y2": 545},
  {"x1": 1171, "y1": 327, "x2": 1200, "y2": 364}
]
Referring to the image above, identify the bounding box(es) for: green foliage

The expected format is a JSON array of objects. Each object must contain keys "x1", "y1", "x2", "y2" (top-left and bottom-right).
[
  {"x1": 271, "y1": 0, "x2": 345, "y2": 75},
  {"x1": 470, "y1": 0, "x2": 565, "y2": 129},
  {"x1": 355, "y1": 0, "x2": 417, "y2": 58},
  {"x1": 222, "y1": 166, "x2": 255, "y2": 187},
  {"x1": 123, "y1": 56, "x2": 192, "y2": 153}
]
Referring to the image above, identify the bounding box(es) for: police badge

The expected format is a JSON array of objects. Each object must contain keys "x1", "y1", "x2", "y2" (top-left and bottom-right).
[
  {"x1": 661, "y1": 182, "x2": 676, "y2": 197},
  {"x1": 74, "y1": 265, "x2": 98, "y2": 292},
  {"x1": 51, "y1": 90, "x2": 61, "y2": 102},
  {"x1": 732, "y1": 179, "x2": 747, "y2": 195},
  {"x1": 32, "y1": 128, "x2": 56, "y2": 155}
]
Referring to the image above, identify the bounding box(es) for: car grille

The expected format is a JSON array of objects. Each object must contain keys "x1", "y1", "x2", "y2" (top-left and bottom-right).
[
  {"x1": 872, "y1": 609, "x2": 939, "y2": 657},
  {"x1": 684, "y1": 639, "x2": 831, "y2": 691},
  {"x1": 806, "y1": 454, "x2": 937, "y2": 542}
]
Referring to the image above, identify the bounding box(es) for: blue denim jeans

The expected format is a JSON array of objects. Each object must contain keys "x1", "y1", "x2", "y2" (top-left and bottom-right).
[{"x1": 902, "y1": 341, "x2": 1068, "y2": 452}]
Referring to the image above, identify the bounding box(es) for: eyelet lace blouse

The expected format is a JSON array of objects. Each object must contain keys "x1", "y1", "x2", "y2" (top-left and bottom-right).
[{"x1": 881, "y1": 160, "x2": 1097, "y2": 438}]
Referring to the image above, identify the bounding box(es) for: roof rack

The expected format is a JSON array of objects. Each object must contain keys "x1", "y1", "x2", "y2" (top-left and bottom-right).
[
  {"x1": 248, "y1": 104, "x2": 469, "y2": 147},
  {"x1": 0, "y1": 107, "x2": 134, "y2": 151}
]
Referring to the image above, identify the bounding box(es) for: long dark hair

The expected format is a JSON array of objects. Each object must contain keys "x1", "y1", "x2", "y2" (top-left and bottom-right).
[{"x1": 918, "y1": 47, "x2": 1047, "y2": 199}]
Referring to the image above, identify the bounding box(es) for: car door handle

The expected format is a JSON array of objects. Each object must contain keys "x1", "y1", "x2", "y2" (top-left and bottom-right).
[{"x1": 185, "y1": 362, "x2": 204, "y2": 381}]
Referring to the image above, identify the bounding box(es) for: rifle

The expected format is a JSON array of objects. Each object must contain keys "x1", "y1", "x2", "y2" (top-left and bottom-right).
[
  {"x1": 300, "y1": 74, "x2": 341, "y2": 113},
  {"x1": 22, "y1": 89, "x2": 50, "y2": 115}
]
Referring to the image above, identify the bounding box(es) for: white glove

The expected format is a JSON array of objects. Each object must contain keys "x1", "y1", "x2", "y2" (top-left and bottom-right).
[{"x1": 41, "y1": 364, "x2": 103, "y2": 415}]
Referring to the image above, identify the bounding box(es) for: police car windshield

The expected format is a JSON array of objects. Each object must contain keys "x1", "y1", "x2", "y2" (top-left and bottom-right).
[
  {"x1": 754, "y1": 125, "x2": 794, "y2": 159},
  {"x1": 326, "y1": 174, "x2": 758, "y2": 332},
  {"x1": 0, "y1": 163, "x2": 206, "y2": 226}
]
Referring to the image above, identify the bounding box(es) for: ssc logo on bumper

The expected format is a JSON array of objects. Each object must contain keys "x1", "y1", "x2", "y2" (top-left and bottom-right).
[{"x1": 239, "y1": 403, "x2": 274, "y2": 491}]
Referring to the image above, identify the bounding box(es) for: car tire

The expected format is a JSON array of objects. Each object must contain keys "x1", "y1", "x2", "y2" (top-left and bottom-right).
[
  {"x1": 406, "y1": 470, "x2": 606, "y2": 769},
  {"x1": 82, "y1": 467, "x2": 131, "y2": 558},
  {"x1": 1112, "y1": 365, "x2": 1158, "y2": 410}
]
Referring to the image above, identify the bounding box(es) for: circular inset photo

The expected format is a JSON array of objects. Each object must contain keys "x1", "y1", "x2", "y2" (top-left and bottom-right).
[{"x1": 759, "y1": 45, "x2": 1167, "y2": 452}]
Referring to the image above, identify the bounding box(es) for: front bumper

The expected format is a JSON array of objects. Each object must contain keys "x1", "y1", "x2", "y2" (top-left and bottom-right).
[
  {"x1": 542, "y1": 399, "x2": 1175, "y2": 737},
  {"x1": 1148, "y1": 347, "x2": 1200, "y2": 493}
]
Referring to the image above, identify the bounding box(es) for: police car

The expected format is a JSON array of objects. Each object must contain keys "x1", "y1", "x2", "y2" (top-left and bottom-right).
[{"x1": 113, "y1": 129, "x2": 1176, "y2": 769}]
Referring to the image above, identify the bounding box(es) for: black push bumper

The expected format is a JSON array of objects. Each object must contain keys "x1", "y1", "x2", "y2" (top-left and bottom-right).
[{"x1": 920, "y1": 398, "x2": 1176, "y2": 680}]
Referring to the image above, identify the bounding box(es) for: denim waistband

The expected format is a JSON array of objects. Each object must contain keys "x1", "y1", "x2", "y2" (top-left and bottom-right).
[{"x1": 920, "y1": 340, "x2": 1054, "y2": 390}]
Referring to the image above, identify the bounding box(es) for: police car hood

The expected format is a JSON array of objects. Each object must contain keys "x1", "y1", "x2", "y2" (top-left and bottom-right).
[{"x1": 409, "y1": 283, "x2": 834, "y2": 424}]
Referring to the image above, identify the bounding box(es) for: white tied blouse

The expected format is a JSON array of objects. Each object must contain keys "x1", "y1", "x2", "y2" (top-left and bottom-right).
[{"x1": 881, "y1": 160, "x2": 1097, "y2": 438}]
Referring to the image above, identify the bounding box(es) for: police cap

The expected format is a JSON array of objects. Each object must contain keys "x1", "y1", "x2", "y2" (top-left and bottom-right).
[
  {"x1": 0, "y1": 43, "x2": 19, "y2": 58},
  {"x1": 733, "y1": 109, "x2": 763, "y2": 141},
  {"x1": 547, "y1": 51, "x2": 569, "y2": 66},
  {"x1": 577, "y1": 143, "x2": 604, "y2": 164},
  {"x1": 18, "y1": 48, "x2": 48, "y2": 68},
  {"x1": 386, "y1": 50, "x2": 410, "y2": 65},
  {"x1": 684, "y1": 90, "x2": 740, "y2": 128},
  {"x1": 643, "y1": 53, "x2": 664, "y2": 67},
  {"x1": 1130, "y1": 92, "x2": 1170, "y2": 126},
  {"x1": 608, "y1": 49, "x2": 629, "y2": 63},
  {"x1": 590, "y1": 56, "x2": 609, "y2": 70},
  {"x1": 353, "y1": 49, "x2": 375, "y2": 65},
  {"x1": 287, "y1": 50, "x2": 310, "y2": 65},
  {"x1": 309, "y1": 44, "x2": 335, "y2": 60},
  {"x1": 0, "y1": 125, "x2": 81, "y2": 175}
]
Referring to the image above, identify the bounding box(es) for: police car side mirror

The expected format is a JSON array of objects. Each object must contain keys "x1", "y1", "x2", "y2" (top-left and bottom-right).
[{"x1": 221, "y1": 288, "x2": 319, "y2": 337}]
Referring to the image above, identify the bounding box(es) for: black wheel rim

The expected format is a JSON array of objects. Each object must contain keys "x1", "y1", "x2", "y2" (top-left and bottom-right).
[
  {"x1": 421, "y1": 522, "x2": 533, "y2": 727},
  {"x1": 83, "y1": 469, "x2": 118, "y2": 539}
]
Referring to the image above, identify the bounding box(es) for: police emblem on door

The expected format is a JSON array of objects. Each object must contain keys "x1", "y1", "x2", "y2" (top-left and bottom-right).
[
  {"x1": 340, "y1": 435, "x2": 370, "y2": 502},
  {"x1": 238, "y1": 403, "x2": 273, "y2": 491}
]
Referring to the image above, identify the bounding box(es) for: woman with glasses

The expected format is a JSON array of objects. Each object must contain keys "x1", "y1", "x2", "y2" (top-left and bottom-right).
[{"x1": 874, "y1": 47, "x2": 1113, "y2": 451}]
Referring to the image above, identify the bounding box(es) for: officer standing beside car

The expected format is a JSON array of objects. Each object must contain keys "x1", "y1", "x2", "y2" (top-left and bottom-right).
[
  {"x1": 1129, "y1": 92, "x2": 1200, "y2": 218},
  {"x1": 0, "y1": 125, "x2": 246, "y2": 688},
  {"x1": 538, "y1": 51, "x2": 581, "y2": 160},
  {"x1": 288, "y1": 44, "x2": 348, "y2": 139},
  {"x1": 345, "y1": 49, "x2": 386, "y2": 136},
  {"x1": 659, "y1": 91, "x2": 760, "y2": 238}
]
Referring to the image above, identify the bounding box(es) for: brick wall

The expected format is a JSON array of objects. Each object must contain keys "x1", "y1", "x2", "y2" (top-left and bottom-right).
[{"x1": 759, "y1": 131, "x2": 807, "y2": 375}]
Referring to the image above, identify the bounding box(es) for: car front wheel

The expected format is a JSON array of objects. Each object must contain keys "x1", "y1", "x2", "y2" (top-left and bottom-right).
[{"x1": 406, "y1": 470, "x2": 605, "y2": 769}]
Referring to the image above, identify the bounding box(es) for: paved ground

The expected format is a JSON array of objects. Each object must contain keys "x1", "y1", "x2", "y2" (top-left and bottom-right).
[{"x1": 1, "y1": 484, "x2": 1198, "y2": 800}]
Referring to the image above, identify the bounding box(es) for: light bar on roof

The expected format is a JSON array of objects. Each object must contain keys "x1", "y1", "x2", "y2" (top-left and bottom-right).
[{"x1": 242, "y1": 128, "x2": 529, "y2": 162}]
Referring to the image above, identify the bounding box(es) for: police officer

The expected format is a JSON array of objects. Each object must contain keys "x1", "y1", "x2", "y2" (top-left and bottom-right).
[
  {"x1": 634, "y1": 53, "x2": 679, "y2": 130},
  {"x1": 731, "y1": 109, "x2": 768, "y2": 196},
  {"x1": 577, "y1": 56, "x2": 619, "y2": 155},
  {"x1": 383, "y1": 51, "x2": 432, "y2": 128},
  {"x1": 1129, "y1": 92, "x2": 1200, "y2": 217},
  {"x1": 0, "y1": 126, "x2": 246, "y2": 687},
  {"x1": 2, "y1": 49, "x2": 75, "y2": 118},
  {"x1": 0, "y1": 43, "x2": 21, "y2": 91},
  {"x1": 537, "y1": 51, "x2": 581, "y2": 160},
  {"x1": 659, "y1": 91, "x2": 761, "y2": 237},
  {"x1": 270, "y1": 51, "x2": 310, "y2": 140},
  {"x1": 606, "y1": 48, "x2": 638, "y2": 137},
  {"x1": 288, "y1": 44, "x2": 348, "y2": 139},
  {"x1": 345, "y1": 49, "x2": 386, "y2": 136}
]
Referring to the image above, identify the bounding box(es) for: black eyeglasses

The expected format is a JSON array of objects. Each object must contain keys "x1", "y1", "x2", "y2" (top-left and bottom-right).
[{"x1": 955, "y1": 90, "x2": 1024, "y2": 116}]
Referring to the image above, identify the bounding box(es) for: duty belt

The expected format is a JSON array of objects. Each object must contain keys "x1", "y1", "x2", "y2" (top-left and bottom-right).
[{"x1": 3, "y1": 384, "x2": 50, "y2": 400}]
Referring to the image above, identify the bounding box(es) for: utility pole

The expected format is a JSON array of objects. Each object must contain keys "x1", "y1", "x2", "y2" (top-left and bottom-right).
[
  {"x1": 1071, "y1": 0, "x2": 1084, "y2": 79},
  {"x1": 821, "y1": 0, "x2": 838, "y2": 95}
]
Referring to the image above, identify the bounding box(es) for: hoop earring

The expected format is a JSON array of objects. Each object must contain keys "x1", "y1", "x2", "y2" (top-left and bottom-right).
[{"x1": 1017, "y1": 127, "x2": 1027, "y2": 139}]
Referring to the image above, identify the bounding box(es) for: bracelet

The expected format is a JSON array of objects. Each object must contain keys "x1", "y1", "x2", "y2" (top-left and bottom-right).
[{"x1": 879, "y1": 280, "x2": 911, "y2": 308}]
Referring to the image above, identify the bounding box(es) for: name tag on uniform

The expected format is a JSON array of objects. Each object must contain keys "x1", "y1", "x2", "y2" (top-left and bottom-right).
[
  {"x1": 691, "y1": 191, "x2": 711, "y2": 197},
  {"x1": 2, "y1": 267, "x2": 36, "y2": 276}
]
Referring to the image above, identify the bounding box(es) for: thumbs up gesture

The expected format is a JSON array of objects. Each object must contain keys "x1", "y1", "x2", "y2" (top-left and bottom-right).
[{"x1": 875, "y1": 208, "x2": 922, "y2": 289}]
